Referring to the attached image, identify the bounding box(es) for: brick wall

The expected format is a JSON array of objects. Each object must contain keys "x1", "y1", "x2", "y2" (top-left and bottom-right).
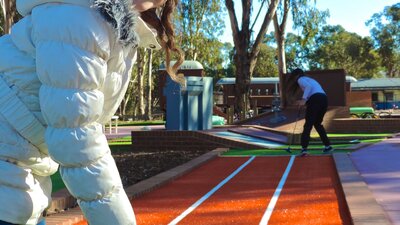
[
  {"x1": 131, "y1": 130, "x2": 262, "y2": 152},
  {"x1": 347, "y1": 91, "x2": 372, "y2": 107},
  {"x1": 327, "y1": 118, "x2": 400, "y2": 133}
]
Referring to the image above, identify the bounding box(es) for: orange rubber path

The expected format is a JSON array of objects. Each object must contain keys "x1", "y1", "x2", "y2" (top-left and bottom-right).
[{"x1": 73, "y1": 156, "x2": 351, "y2": 225}]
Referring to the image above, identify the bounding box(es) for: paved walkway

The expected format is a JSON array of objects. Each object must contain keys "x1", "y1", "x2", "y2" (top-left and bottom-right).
[{"x1": 350, "y1": 134, "x2": 400, "y2": 225}]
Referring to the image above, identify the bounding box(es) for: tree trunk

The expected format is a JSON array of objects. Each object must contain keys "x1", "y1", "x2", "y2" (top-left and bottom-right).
[
  {"x1": 144, "y1": 49, "x2": 153, "y2": 120},
  {"x1": 273, "y1": 0, "x2": 289, "y2": 108},
  {"x1": 0, "y1": 0, "x2": 5, "y2": 33},
  {"x1": 225, "y1": 0, "x2": 280, "y2": 120},
  {"x1": 136, "y1": 50, "x2": 145, "y2": 119},
  {"x1": 275, "y1": 23, "x2": 287, "y2": 107},
  {"x1": 136, "y1": 49, "x2": 149, "y2": 119},
  {"x1": 233, "y1": 42, "x2": 251, "y2": 118},
  {"x1": 2, "y1": 0, "x2": 18, "y2": 34},
  {"x1": 120, "y1": 94, "x2": 130, "y2": 117}
]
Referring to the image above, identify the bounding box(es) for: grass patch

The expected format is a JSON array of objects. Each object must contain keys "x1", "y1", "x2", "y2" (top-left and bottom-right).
[
  {"x1": 118, "y1": 120, "x2": 165, "y2": 126},
  {"x1": 108, "y1": 136, "x2": 132, "y2": 145}
]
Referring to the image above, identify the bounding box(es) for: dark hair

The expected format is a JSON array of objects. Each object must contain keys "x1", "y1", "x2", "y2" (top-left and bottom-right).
[
  {"x1": 291, "y1": 68, "x2": 305, "y2": 79},
  {"x1": 285, "y1": 68, "x2": 304, "y2": 102},
  {"x1": 140, "y1": 0, "x2": 185, "y2": 86}
]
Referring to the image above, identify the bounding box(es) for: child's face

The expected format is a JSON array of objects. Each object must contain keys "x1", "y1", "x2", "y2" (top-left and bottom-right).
[{"x1": 133, "y1": 0, "x2": 167, "y2": 12}]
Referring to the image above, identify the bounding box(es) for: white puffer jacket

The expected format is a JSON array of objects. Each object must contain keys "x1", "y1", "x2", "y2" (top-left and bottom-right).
[{"x1": 0, "y1": 0, "x2": 160, "y2": 224}]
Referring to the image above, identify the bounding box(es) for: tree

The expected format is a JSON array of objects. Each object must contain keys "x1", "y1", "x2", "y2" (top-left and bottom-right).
[
  {"x1": 273, "y1": 0, "x2": 328, "y2": 107},
  {"x1": 367, "y1": 3, "x2": 400, "y2": 77},
  {"x1": 225, "y1": 0, "x2": 279, "y2": 117},
  {"x1": 309, "y1": 25, "x2": 381, "y2": 79},
  {"x1": 284, "y1": 32, "x2": 307, "y2": 69},
  {"x1": 120, "y1": 47, "x2": 163, "y2": 120},
  {"x1": 176, "y1": 0, "x2": 226, "y2": 80},
  {"x1": 253, "y1": 43, "x2": 279, "y2": 77}
]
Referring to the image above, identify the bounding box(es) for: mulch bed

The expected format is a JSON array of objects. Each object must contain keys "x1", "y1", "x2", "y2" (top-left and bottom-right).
[{"x1": 113, "y1": 149, "x2": 211, "y2": 187}]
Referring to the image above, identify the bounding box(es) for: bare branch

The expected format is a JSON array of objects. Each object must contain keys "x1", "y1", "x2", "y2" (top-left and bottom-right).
[
  {"x1": 0, "y1": 0, "x2": 7, "y2": 33},
  {"x1": 241, "y1": 0, "x2": 251, "y2": 35},
  {"x1": 250, "y1": 0, "x2": 280, "y2": 62},
  {"x1": 250, "y1": 0, "x2": 267, "y2": 32},
  {"x1": 280, "y1": 0, "x2": 290, "y2": 33},
  {"x1": 225, "y1": 0, "x2": 240, "y2": 46}
]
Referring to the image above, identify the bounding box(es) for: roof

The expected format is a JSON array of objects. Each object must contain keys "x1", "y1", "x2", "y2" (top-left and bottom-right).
[
  {"x1": 351, "y1": 78, "x2": 400, "y2": 90},
  {"x1": 216, "y1": 77, "x2": 279, "y2": 85},
  {"x1": 216, "y1": 76, "x2": 358, "y2": 85},
  {"x1": 159, "y1": 60, "x2": 203, "y2": 70}
]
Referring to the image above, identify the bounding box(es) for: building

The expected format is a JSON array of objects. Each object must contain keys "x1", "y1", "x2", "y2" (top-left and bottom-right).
[
  {"x1": 215, "y1": 73, "x2": 355, "y2": 110},
  {"x1": 350, "y1": 78, "x2": 400, "y2": 110},
  {"x1": 215, "y1": 77, "x2": 280, "y2": 110}
]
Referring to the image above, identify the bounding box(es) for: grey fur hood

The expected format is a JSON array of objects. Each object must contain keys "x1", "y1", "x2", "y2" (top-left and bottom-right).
[{"x1": 93, "y1": 0, "x2": 139, "y2": 47}]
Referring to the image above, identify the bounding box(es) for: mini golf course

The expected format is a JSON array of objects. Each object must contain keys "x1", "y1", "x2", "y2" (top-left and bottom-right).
[
  {"x1": 73, "y1": 155, "x2": 354, "y2": 225},
  {"x1": 65, "y1": 132, "x2": 389, "y2": 225}
]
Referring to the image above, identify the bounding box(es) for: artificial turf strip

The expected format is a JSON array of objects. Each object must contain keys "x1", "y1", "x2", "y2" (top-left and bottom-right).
[
  {"x1": 222, "y1": 138, "x2": 384, "y2": 156},
  {"x1": 222, "y1": 148, "x2": 353, "y2": 156},
  {"x1": 314, "y1": 133, "x2": 392, "y2": 138},
  {"x1": 50, "y1": 171, "x2": 65, "y2": 193},
  {"x1": 359, "y1": 138, "x2": 385, "y2": 143}
]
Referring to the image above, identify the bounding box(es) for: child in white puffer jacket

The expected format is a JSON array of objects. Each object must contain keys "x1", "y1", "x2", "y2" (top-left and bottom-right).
[{"x1": 0, "y1": 0, "x2": 183, "y2": 224}]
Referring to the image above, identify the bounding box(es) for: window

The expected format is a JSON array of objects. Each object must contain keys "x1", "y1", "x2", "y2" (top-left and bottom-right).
[
  {"x1": 384, "y1": 92, "x2": 394, "y2": 101},
  {"x1": 371, "y1": 92, "x2": 378, "y2": 101}
]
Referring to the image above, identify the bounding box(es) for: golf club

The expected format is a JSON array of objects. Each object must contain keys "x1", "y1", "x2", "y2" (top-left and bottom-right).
[{"x1": 286, "y1": 105, "x2": 303, "y2": 153}]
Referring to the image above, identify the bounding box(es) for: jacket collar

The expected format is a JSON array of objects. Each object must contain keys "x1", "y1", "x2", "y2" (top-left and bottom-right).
[{"x1": 93, "y1": 0, "x2": 139, "y2": 47}]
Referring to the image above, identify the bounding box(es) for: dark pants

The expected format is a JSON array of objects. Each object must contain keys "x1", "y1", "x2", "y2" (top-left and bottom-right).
[{"x1": 301, "y1": 93, "x2": 331, "y2": 149}]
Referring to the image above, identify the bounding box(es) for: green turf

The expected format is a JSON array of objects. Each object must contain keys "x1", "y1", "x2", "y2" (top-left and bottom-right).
[
  {"x1": 356, "y1": 138, "x2": 385, "y2": 143},
  {"x1": 222, "y1": 138, "x2": 385, "y2": 156},
  {"x1": 50, "y1": 171, "x2": 65, "y2": 193},
  {"x1": 118, "y1": 120, "x2": 165, "y2": 126},
  {"x1": 313, "y1": 133, "x2": 392, "y2": 138},
  {"x1": 222, "y1": 148, "x2": 354, "y2": 156}
]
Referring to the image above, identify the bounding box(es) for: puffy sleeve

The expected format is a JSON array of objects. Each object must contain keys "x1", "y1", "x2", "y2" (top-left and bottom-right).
[
  {"x1": 32, "y1": 4, "x2": 135, "y2": 224},
  {"x1": 33, "y1": 3, "x2": 110, "y2": 166}
]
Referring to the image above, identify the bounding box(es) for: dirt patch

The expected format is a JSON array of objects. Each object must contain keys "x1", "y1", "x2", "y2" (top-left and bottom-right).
[{"x1": 113, "y1": 149, "x2": 210, "y2": 187}]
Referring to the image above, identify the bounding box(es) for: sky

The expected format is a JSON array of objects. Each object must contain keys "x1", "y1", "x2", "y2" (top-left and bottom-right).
[{"x1": 221, "y1": 0, "x2": 399, "y2": 43}]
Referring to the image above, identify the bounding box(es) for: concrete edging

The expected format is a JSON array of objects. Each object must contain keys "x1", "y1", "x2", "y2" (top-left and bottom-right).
[{"x1": 333, "y1": 153, "x2": 391, "y2": 225}]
